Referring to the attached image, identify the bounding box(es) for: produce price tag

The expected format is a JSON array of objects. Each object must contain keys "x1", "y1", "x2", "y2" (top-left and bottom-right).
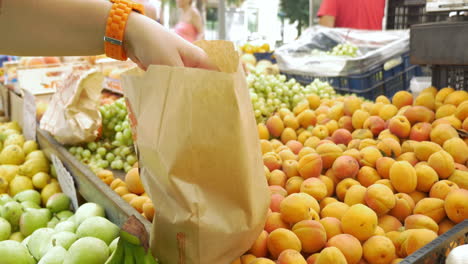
[
  {"x1": 22, "y1": 89, "x2": 36, "y2": 141},
  {"x1": 51, "y1": 154, "x2": 79, "y2": 210}
]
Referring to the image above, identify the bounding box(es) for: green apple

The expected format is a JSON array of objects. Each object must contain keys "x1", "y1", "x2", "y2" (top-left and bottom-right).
[
  {"x1": 74, "y1": 203, "x2": 105, "y2": 225},
  {"x1": 50, "y1": 164, "x2": 57, "y2": 178},
  {"x1": 38, "y1": 246, "x2": 67, "y2": 264},
  {"x1": 51, "y1": 231, "x2": 77, "y2": 250},
  {"x1": 56, "y1": 210, "x2": 74, "y2": 221},
  {"x1": 47, "y1": 216, "x2": 60, "y2": 228},
  {"x1": 0, "y1": 240, "x2": 36, "y2": 264},
  {"x1": 1, "y1": 201, "x2": 23, "y2": 231},
  {"x1": 0, "y1": 194, "x2": 13, "y2": 206},
  {"x1": 20, "y1": 208, "x2": 52, "y2": 236},
  {"x1": 9, "y1": 231, "x2": 24, "y2": 242},
  {"x1": 64, "y1": 237, "x2": 109, "y2": 264},
  {"x1": 46, "y1": 193, "x2": 71, "y2": 213},
  {"x1": 21, "y1": 235, "x2": 30, "y2": 248},
  {"x1": 0, "y1": 217, "x2": 11, "y2": 241},
  {"x1": 66, "y1": 215, "x2": 76, "y2": 223},
  {"x1": 27, "y1": 227, "x2": 55, "y2": 260},
  {"x1": 14, "y1": 190, "x2": 41, "y2": 205},
  {"x1": 54, "y1": 221, "x2": 76, "y2": 233},
  {"x1": 76, "y1": 216, "x2": 119, "y2": 245},
  {"x1": 21, "y1": 201, "x2": 40, "y2": 210}
]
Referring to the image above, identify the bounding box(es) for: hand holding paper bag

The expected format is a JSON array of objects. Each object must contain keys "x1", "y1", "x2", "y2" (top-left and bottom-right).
[{"x1": 122, "y1": 40, "x2": 270, "y2": 264}]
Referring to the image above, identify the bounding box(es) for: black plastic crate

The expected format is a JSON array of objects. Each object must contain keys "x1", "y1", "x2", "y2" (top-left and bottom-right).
[
  {"x1": 401, "y1": 220, "x2": 468, "y2": 264},
  {"x1": 432, "y1": 65, "x2": 468, "y2": 91},
  {"x1": 386, "y1": 0, "x2": 450, "y2": 29}
]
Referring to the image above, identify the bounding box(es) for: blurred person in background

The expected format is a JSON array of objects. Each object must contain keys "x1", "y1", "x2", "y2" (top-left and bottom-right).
[
  {"x1": 134, "y1": 0, "x2": 164, "y2": 23},
  {"x1": 318, "y1": 0, "x2": 386, "y2": 30},
  {"x1": 174, "y1": 0, "x2": 204, "y2": 42}
]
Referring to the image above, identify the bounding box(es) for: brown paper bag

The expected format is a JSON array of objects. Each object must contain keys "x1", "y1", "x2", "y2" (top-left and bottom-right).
[{"x1": 122, "y1": 40, "x2": 269, "y2": 264}]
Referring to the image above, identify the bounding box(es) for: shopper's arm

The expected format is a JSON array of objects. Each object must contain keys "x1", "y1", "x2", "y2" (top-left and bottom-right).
[
  {"x1": 319, "y1": 15, "x2": 335, "y2": 27},
  {"x1": 0, "y1": 0, "x2": 215, "y2": 70},
  {"x1": 317, "y1": 0, "x2": 337, "y2": 28}
]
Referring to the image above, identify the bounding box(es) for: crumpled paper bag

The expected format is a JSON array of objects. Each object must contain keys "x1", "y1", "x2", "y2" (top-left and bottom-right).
[
  {"x1": 40, "y1": 69, "x2": 103, "y2": 145},
  {"x1": 122, "y1": 40, "x2": 270, "y2": 264}
]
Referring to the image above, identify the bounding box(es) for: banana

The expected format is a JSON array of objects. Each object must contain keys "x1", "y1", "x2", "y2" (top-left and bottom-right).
[
  {"x1": 110, "y1": 230, "x2": 159, "y2": 264},
  {"x1": 144, "y1": 251, "x2": 159, "y2": 264},
  {"x1": 120, "y1": 230, "x2": 141, "y2": 245},
  {"x1": 104, "y1": 238, "x2": 124, "y2": 264},
  {"x1": 132, "y1": 244, "x2": 146, "y2": 263},
  {"x1": 123, "y1": 241, "x2": 136, "y2": 264}
]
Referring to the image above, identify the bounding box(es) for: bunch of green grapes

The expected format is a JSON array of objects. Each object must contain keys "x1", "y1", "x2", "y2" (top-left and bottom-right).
[
  {"x1": 310, "y1": 43, "x2": 359, "y2": 57},
  {"x1": 328, "y1": 43, "x2": 359, "y2": 57},
  {"x1": 69, "y1": 98, "x2": 137, "y2": 173},
  {"x1": 247, "y1": 73, "x2": 336, "y2": 123}
]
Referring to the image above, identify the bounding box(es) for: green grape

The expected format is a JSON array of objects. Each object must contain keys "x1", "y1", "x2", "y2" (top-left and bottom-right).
[
  {"x1": 100, "y1": 160, "x2": 109, "y2": 168},
  {"x1": 106, "y1": 153, "x2": 115, "y2": 162},
  {"x1": 126, "y1": 154, "x2": 137, "y2": 165},
  {"x1": 121, "y1": 147, "x2": 131, "y2": 156},
  {"x1": 76, "y1": 146, "x2": 83, "y2": 153},
  {"x1": 114, "y1": 124, "x2": 123, "y2": 132},
  {"x1": 123, "y1": 128, "x2": 132, "y2": 139},
  {"x1": 113, "y1": 148, "x2": 121, "y2": 156},
  {"x1": 111, "y1": 160, "x2": 124, "y2": 170},
  {"x1": 69, "y1": 147, "x2": 77, "y2": 155},
  {"x1": 87, "y1": 142, "x2": 97, "y2": 152},
  {"x1": 97, "y1": 147, "x2": 107, "y2": 156},
  {"x1": 82, "y1": 149, "x2": 91, "y2": 159},
  {"x1": 111, "y1": 140, "x2": 122, "y2": 147},
  {"x1": 124, "y1": 163, "x2": 132, "y2": 173},
  {"x1": 115, "y1": 132, "x2": 123, "y2": 142}
]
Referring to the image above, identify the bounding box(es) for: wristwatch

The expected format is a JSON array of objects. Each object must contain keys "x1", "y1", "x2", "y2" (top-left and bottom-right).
[{"x1": 104, "y1": 0, "x2": 145, "y2": 61}]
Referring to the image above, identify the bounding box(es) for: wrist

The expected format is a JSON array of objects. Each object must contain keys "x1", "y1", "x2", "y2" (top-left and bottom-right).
[
  {"x1": 123, "y1": 12, "x2": 139, "y2": 61},
  {"x1": 104, "y1": 0, "x2": 144, "y2": 61}
]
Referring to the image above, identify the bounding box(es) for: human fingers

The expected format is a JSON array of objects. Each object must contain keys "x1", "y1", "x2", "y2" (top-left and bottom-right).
[{"x1": 178, "y1": 43, "x2": 218, "y2": 71}]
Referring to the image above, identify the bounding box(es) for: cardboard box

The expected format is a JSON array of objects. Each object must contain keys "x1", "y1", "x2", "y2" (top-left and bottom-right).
[
  {"x1": 0, "y1": 84, "x2": 9, "y2": 118},
  {"x1": 8, "y1": 89, "x2": 52, "y2": 127},
  {"x1": 9, "y1": 90, "x2": 23, "y2": 126}
]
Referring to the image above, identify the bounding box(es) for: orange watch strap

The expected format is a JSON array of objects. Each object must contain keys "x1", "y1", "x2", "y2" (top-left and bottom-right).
[{"x1": 104, "y1": 0, "x2": 144, "y2": 61}]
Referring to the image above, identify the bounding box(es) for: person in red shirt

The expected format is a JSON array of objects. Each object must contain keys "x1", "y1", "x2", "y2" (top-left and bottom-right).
[{"x1": 318, "y1": 0, "x2": 386, "y2": 30}]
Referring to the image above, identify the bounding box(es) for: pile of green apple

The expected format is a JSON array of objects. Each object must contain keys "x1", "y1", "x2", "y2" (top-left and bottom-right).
[{"x1": 0, "y1": 190, "x2": 121, "y2": 264}]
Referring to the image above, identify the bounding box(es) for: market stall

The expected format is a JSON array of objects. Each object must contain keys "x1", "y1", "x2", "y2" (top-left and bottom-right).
[{"x1": 0, "y1": 0, "x2": 467, "y2": 263}]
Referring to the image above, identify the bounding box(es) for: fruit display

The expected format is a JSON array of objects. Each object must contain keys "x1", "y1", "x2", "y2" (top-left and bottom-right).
[
  {"x1": 19, "y1": 57, "x2": 62, "y2": 67},
  {"x1": 68, "y1": 98, "x2": 137, "y2": 173},
  {"x1": 237, "y1": 87, "x2": 468, "y2": 263},
  {"x1": 248, "y1": 73, "x2": 336, "y2": 123},
  {"x1": 0, "y1": 194, "x2": 156, "y2": 264},
  {"x1": 241, "y1": 56, "x2": 280, "y2": 76},
  {"x1": 0, "y1": 121, "x2": 61, "y2": 204},
  {"x1": 241, "y1": 43, "x2": 271, "y2": 54},
  {"x1": 97, "y1": 168, "x2": 155, "y2": 222}
]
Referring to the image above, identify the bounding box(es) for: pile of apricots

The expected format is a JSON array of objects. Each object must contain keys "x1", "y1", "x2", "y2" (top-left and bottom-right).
[{"x1": 234, "y1": 87, "x2": 468, "y2": 264}]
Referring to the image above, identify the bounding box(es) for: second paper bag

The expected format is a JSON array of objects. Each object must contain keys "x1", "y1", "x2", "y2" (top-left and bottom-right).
[{"x1": 122, "y1": 40, "x2": 270, "y2": 264}]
